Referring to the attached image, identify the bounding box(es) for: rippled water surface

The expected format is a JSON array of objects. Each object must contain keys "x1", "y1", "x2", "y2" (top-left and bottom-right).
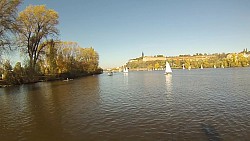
[{"x1": 0, "y1": 68, "x2": 250, "y2": 141}]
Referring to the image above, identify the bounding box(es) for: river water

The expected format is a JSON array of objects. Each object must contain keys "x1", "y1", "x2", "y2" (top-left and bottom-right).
[{"x1": 0, "y1": 68, "x2": 250, "y2": 141}]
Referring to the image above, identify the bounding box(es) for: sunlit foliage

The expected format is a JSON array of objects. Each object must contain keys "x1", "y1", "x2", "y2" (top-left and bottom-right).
[
  {"x1": 16, "y1": 5, "x2": 59, "y2": 72},
  {"x1": 50, "y1": 41, "x2": 100, "y2": 74}
]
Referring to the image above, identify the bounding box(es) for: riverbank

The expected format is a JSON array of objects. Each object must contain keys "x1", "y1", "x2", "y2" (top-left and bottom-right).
[{"x1": 0, "y1": 70, "x2": 103, "y2": 88}]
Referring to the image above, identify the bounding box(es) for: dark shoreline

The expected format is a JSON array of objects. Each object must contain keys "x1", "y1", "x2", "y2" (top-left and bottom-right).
[{"x1": 0, "y1": 71, "x2": 103, "y2": 88}]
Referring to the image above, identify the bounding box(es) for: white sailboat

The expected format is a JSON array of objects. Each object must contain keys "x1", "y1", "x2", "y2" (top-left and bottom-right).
[
  {"x1": 107, "y1": 71, "x2": 113, "y2": 76},
  {"x1": 123, "y1": 67, "x2": 128, "y2": 73},
  {"x1": 164, "y1": 62, "x2": 172, "y2": 75},
  {"x1": 182, "y1": 64, "x2": 185, "y2": 70},
  {"x1": 200, "y1": 64, "x2": 203, "y2": 69}
]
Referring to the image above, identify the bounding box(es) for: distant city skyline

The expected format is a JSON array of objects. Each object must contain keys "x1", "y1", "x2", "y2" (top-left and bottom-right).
[{"x1": 17, "y1": 0, "x2": 250, "y2": 68}]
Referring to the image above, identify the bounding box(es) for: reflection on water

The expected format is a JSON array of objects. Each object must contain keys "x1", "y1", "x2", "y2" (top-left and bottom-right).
[
  {"x1": 123, "y1": 72, "x2": 128, "y2": 85},
  {"x1": 165, "y1": 75, "x2": 172, "y2": 94},
  {"x1": 0, "y1": 69, "x2": 250, "y2": 140}
]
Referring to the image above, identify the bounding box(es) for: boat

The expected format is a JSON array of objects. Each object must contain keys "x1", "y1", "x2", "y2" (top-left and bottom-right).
[
  {"x1": 63, "y1": 78, "x2": 73, "y2": 81},
  {"x1": 188, "y1": 66, "x2": 191, "y2": 70},
  {"x1": 123, "y1": 67, "x2": 128, "y2": 73},
  {"x1": 107, "y1": 71, "x2": 113, "y2": 76},
  {"x1": 214, "y1": 65, "x2": 216, "y2": 68},
  {"x1": 200, "y1": 64, "x2": 203, "y2": 69},
  {"x1": 221, "y1": 64, "x2": 224, "y2": 68},
  {"x1": 164, "y1": 61, "x2": 172, "y2": 75},
  {"x1": 182, "y1": 64, "x2": 185, "y2": 70}
]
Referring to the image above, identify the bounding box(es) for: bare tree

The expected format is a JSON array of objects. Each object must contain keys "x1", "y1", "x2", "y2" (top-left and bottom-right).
[{"x1": 0, "y1": 0, "x2": 21, "y2": 48}]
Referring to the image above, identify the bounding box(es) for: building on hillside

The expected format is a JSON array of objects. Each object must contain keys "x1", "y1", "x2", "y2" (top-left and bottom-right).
[
  {"x1": 243, "y1": 52, "x2": 250, "y2": 58},
  {"x1": 227, "y1": 52, "x2": 250, "y2": 60},
  {"x1": 166, "y1": 55, "x2": 215, "y2": 61},
  {"x1": 128, "y1": 59, "x2": 138, "y2": 62},
  {"x1": 128, "y1": 52, "x2": 218, "y2": 63},
  {"x1": 142, "y1": 56, "x2": 166, "y2": 62}
]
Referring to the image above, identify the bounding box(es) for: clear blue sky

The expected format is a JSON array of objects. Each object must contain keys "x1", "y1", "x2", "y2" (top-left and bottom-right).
[{"x1": 19, "y1": 0, "x2": 250, "y2": 68}]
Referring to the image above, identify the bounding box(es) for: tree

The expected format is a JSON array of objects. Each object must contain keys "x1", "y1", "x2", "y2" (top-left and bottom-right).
[
  {"x1": 3, "y1": 60, "x2": 12, "y2": 71},
  {"x1": 16, "y1": 5, "x2": 59, "y2": 72},
  {"x1": 175, "y1": 59, "x2": 181, "y2": 68},
  {"x1": 238, "y1": 54, "x2": 248, "y2": 67},
  {"x1": 45, "y1": 39, "x2": 57, "y2": 74},
  {"x1": 56, "y1": 52, "x2": 66, "y2": 73},
  {"x1": 0, "y1": 0, "x2": 20, "y2": 48},
  {"x1": 52, "y1": 41, "x2": 100, "y2": 74},
  {"x1": 2, "y1": 60, "x2": 12, "y2": 81},
  {"x1": 13, "y1": 61, "x2": 22, "y2": 73},
  {"x1": 13, "y1": 62, "x2": 23, "y2": 84},
  {"x1": 154, "y1": 62, "x2": 160, "y2": 70},
  {"x1": 147, "y1": 64, "x2": 153, "y2": 70}
]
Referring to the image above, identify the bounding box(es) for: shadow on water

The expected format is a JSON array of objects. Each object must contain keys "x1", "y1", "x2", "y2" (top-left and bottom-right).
[{"x1": 201, "y1": 123, "x2": 222, "y2": 141}]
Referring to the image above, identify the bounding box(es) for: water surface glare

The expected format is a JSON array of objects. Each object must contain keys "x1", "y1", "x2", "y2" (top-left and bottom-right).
[{"x1": 0, "y1": 68, "x2": 250, "y2": 140}]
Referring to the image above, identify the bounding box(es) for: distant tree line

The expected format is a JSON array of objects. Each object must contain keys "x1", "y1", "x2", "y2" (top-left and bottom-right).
[
  {"x1": 0, "y1": 1, "x2": 102, "y2": 85},
  {"x1": 127, "y1": 51, "x2": 250, "y2": 70}
]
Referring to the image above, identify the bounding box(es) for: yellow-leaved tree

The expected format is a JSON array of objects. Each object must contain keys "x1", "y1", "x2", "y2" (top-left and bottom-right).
[{"x1": 16, "y1": 5, "x2": 59, "y2": 73}]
